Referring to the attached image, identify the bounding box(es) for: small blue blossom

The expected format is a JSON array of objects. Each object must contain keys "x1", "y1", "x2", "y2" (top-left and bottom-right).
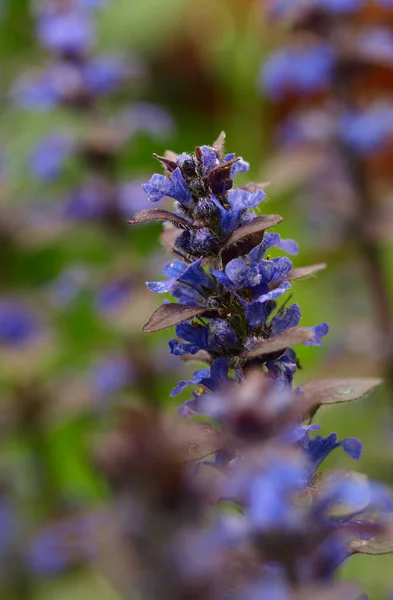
[
  {"x1": 340, "y1": 105, "x2": 393, "y2": 154},
  {"x1": 0, "y1": 300, "x2": 40, "y2": 347},
  {"x1": 29, "y1": 134, "x2": 74, "y2": 181},
  {"x1": 142, "y1": 168, "x2": 193, "y2": 208},
  {"x1": 261, "y1": 44, "x2": 335, "y2": 100},
  {"x1": 171, "y1": 357, "x2": 230, "y2": 396},
  {"x1": 91, "y1": 356, "x2": 133, "y2": 399},
  {"x1": 303, "y1": 432, "x2": 362, "y2": 473},
  {"x1": 147, "y1": 258, "x2": 213, "y2": 296},
  {"x1": 36, "y1": 9, "x2": 93, "y2": 55},
  {"x1": 95, "y1": 278, "x2": 134, "y2": 313}
]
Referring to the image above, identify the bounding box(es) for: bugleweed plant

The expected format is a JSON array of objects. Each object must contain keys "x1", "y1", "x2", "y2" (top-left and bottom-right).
[
  {"x1": 98, "y1": 133, "x2": 393, "y2": 599},
  {"x1": 260, "y1": 0, "x2": 393, "y2": 380}
]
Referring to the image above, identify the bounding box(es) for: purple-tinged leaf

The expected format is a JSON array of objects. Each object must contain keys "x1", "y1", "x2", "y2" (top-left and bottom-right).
[
  {"x1": 299, "y1": 378, "x2": 382, "y2": 419},
  {"x1": 212, "y1": 131, "x2": 226, "y2": 160},
  {"x1": 293, "y1": 583, "x2": 361, "y2": 600},
  {"x1": 242, "y1": 327, "x2": 314, "y2": 359},
  {"x1": 153, "y1": 153, "x2": 177, "y2": 173},
  {"x1": 223, "y1": 215, "x2": 283, "y2": 249},
  {"x1": 142, "y1": 304, "x2": 209, "y2": 333},
  {"x1": 128, "y1": 208, "x2": 194, "y2": 230},
  {"x1": 164, "y1": 149, "x2": 178, "y2": 162},
  {"x1": 350, "y1": 526, "x2": 393, "y2": 556},
  {"x1": 287, "y1": 263, "x2": 327, "y2": 281}
]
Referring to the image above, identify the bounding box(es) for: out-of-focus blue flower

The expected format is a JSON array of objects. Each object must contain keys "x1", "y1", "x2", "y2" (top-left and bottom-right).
[
  {"x1": 358, "y1": 28, "x2": 393, "y2": 67},
  {"x1": 83, "y1": 56, "x2": 128, "y2": 95},
  {"x1": 0, "y1": 300, "x2": 40, "y2": 348},
  {"x1": 46, "y1": 266, "x2": 89, "y2": 307},
  {"x1": 12, "y1": 56, "x2": 128, "y2": 111},
  {"x1": 95, "y1": 277, "x2": 134, "y2": 313},
  {"x1": 27, "y1": 515, "x2": 97, "y2": 576},
  {"x1": 91, "y1": 356, "x2": 133, "y2": 399},
  {"x1": 119, "y1": 102, "x2": 175, "y2": 139},
  {"x1": 340, "y1": 104, "x2": 393, "y2": 154},
  {"x1": 36, "y1": 8, "x2": 93, "y2": 54},
  {"x1": 63, "y1": 182, "x2": 106, "y2": 220},
  {"x1": 29, "y1": 134, "x2": 74, "y2": 181},
  {"x1": 261, "y1": 43, "x2": 335, "y2": 99},
  {"x1": 0, "y1": 499, "x2": 16, "y2": 559},
  {"x1": 268, "y1": 0, "x2": 364, "y2": 16},
  {"x1": 117, "y1": 179, "x2": 150, "y2": 218}
]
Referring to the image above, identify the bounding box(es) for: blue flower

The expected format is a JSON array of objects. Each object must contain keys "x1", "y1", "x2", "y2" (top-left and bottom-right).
[
  {"x1": 29, "y1": 134, "x2": 73, "y2": 181},
  {"x1": 172, "y1": 357, "x2": 230, "y2": 396},
  {"x1": 36, "y1": 9, "x2": 93, "y2": 55},
  {"x1": 27, "y1": 515, "x2": 96, "y2": 576},
  {"x1": 91, "y1": 356, "x2": 133, "y2": 400},
  {"x1": 0, "y1": 300, "x2": 40, "y2": 347},
  {"x1": 303, "y1": 432, "x2": 362, "y2": 474},
  {"x1": 261, "y1": 44, "x2": 335, "y2": 100},
  {"x1": 119, "y1": 102, "x2": 174, "y2": 139},
  {"x1": 47, "y1": 266, "x2": 89, "y2": 308},
  {"x1": 147, "y1": 258, "x2": 214, "y2": 296},
  {"x1": 83, "y1": 56, "x2": 127, "y2": 95},
  {"x1": 304, "y1": 322, "x2": 329, "y2": 346},
  {"x1": 95, "y1": 278, "x2": 134, "y2": 313},
  {"x1": 266, "y1": 349, "x2": 298, "y2": 387},
  {"x1": 248, "y1": 232, "x2": 299, "y2": 262},
  {"x1": 63, "y1": 183, "x2": 107, "y2": 220},
  {"x1": 142, "y1": 168, "x2": 193, "y2": 208},
  {"x1": 170, "y1": 319, "x2": 239, "y2": 357},
  {"x1": 340, "y1": 105, "x2": 393, "y2": 154}
]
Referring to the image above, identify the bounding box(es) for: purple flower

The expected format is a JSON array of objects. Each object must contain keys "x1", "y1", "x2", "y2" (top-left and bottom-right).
[
  {"x1": 91, "y1": 356, "x2": 133, "y2": 399},
  {"x1": 95, "y1": 278, "x2": 134, "y2": 313},
  {"x1": 36, "y1": 9, "x2": 93, "y2": 55},
  {"x1": 0, "y1": 300, "x2": 40, "y2": 347},
  {"x1": 29, "y1": 134, "x2": 74, "y2": 181},
  {"x1": 261, "y1": 44, "x2": 335, "y2": 100},
  {"x1": 340, "y1": 105, "x2": 393, "y2": 154}
]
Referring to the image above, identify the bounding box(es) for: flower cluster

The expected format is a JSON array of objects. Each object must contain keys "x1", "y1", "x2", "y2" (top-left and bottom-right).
[
  {"x1": 261, "y1": 0, "x2": 393, "y2": 155},
  {"x1": 121, "y1": 137, "x2": 393, "y2": 598},
  {"x1": 131, "y1": 133, "x2": 328, "y2": 398},
  {"x1": 11, "y1": 0, "x2": 173, "y2": 228},
  {"x1": 259, "y1": 0, "x2": 393, "y2": 371}
]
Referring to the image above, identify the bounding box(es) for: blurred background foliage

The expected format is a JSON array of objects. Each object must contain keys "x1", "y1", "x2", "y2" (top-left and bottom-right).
[{"x1": 1, "y1": 0, "x2": 393, "y2": 598}]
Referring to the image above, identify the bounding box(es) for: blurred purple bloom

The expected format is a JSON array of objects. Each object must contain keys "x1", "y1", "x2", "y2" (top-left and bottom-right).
[
  {"x1": 0, "y1": 499, "x2": 16, "y2": 558},
  {"x1": 268, "y1": 0, "x2": 364, "y2": 15},
  {"x1": 95, "y1": 277, "x2": 134, "y2": 313},
  {"x1": 28, "y1": 515, "x2": 97, "y2": 576},
  {"x1": 91, "y1": 356, "x2": 133, "y2": 399},
  {"x1": 261, "y1": 44, "x2": 335, "y2": 99},
  {"x1": 119, "y1": 102, "x2": 175, "y2": 138},
  {"x1": 117, "y1": 179, "x2": 151, "y2": 218},
  {"x1": 36, "y1": 9, "x2": 93, "y2": 54},
  {"x1": 63, "y1": 183, "x2": 107, "y2": 220},
  {"x1": 340, "y1": 105, "x2": 393, "y2": 154},
  {"x1": 29, "y1": 134, "x2": 74, "y2": 181},
  {"x1": 83, "y1": 56, "x2": 128, "y2": 95},
  {"x1": 358, "y1": 28, "x2": 393, "y2": 67},
  {"x1": 47, "y1": 266, "x2": 89, "y2": 307},
  {"x1": 0, "y1": 300, "x2": 40, "y2": 347}
]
